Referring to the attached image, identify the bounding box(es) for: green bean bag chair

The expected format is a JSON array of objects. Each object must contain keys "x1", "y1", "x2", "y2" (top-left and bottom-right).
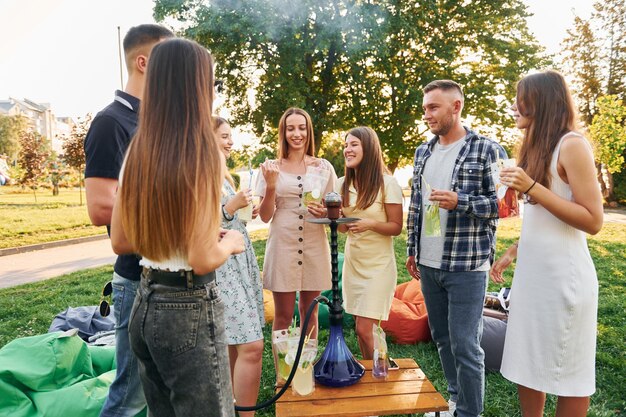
[
  {"x1": 293, "y1": 253, "x2": 355, "y2": 329},
  {"x1": 0, "y1": 330, "x2": 145, "y2": 417}
]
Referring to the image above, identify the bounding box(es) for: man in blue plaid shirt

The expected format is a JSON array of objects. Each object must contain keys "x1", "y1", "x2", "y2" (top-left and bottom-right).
[{"x1": 405, "y1": 80, "x2": 505, "y2": 417}]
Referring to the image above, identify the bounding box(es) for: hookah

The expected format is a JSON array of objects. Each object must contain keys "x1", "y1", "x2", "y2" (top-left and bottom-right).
[
  {"x1": 308, "y1": 191, "x2": 365, "y2": 387},
  {"x1": 235, "y1": 191, "x2": 363, "y2": 411}
]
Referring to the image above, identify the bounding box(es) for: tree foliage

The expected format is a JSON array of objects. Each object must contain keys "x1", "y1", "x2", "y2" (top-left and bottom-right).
[
  {"x1": 154, "y1": 0, "x2": 546, "y2": 171},
  {"x1": 561, "y1": 0, "x2": 626, "y2": 201},
  {"x1": 593, "y1": 0, "x2": 626, "y2": 99},
  {"x1": 561, "y1": 16, "x2": 603, "y2": 125},
  {"x1": 18, "y1": 131, "x2": 51, "y2": 201},
  {"x1": 0, "y1": 115, "x2": 27, "y2": 162},
  {"x1": 590, "y1": 95, "x2": 626, "y2": 174},
  {"x1": 62, "y1": 115, "x2": 90, "y2": 205}
]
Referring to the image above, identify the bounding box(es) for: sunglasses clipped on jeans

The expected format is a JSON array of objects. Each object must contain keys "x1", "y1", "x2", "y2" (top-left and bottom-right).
[{"x1": 99, "y1": 281, "x2": 113, "y2": 317}]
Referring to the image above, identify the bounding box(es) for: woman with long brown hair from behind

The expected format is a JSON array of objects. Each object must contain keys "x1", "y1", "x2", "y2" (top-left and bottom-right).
[
  {"x1": 110, "y1": 38, "x2": 244, "y2": 417},
  {"x1": 491, "y1": 70, "x2": 603, "y2": 417},
  {"x1": 337, "y1": 127, "x2": 403, "y2": 359}
]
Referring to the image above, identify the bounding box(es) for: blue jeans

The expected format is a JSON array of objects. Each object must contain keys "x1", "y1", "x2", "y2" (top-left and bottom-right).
[
  {"x1": 419, "y1": 265, "x2": 486, "y2": 417},
  {"x1": 100, "y1": 273, "x2": 146, "y2": 417},
  {"x1": 129, "y1": 275, "x2": 235, "y2": 417}
]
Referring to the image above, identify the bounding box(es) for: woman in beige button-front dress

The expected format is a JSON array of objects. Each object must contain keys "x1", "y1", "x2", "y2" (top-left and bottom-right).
[{"x1": 256, "y1": 108, "x2": 336, "y2": 371}]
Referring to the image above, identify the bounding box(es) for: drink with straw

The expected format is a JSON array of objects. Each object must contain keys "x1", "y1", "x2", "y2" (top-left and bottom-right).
[
  {"x1": 238, "y1": 162, "x2": 255, "y2": 222},
  {"x1": 291, "y1": 328, "x2": 317, "y2": 396}
]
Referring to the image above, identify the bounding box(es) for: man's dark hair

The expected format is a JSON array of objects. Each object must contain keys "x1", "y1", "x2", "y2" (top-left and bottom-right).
[
  {"x1": 123, "y1": 24, "x2": 174, "y2": 55},
  {"x1": 423, "y1": 79, "x2": 464, "y2": 98}
]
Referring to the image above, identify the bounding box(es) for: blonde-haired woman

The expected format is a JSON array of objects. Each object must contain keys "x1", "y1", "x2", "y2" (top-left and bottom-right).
[
  {"x1": 111, "y1": 38, "x2": 244, "y2": 417},
  {"x1": 214, "y1": 116, "x2": 264, "y2": 416},
  {"x1": 492, "y1": 70, "x2": 603, "y2": 417},
  {"x1": 256, "y1": 107, "x2": 336, "y2": 378},
  {"x1": 337, "y1": 126, "x2": 403, "y2": 358}
]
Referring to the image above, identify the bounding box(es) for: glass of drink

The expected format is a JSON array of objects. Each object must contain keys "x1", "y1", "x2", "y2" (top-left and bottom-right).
[
  {"x1": 238, "y1": 202, "x2": 253, "y2": 222},
  {"x1": 291, "y1": 339, "x2": 317, "y2": 396},
  {"x1": 251, "y1": 195, "x2": 261, "y2": 212},
  {"x1": 277, "y1": 351, "x2": 292, "y2": 381},
  {"x1": 372, "y1": 348, "x2": 388, "y2": 379},
  {"x1": 302, "y1": 188, "x2": 322, "y2": 207}
]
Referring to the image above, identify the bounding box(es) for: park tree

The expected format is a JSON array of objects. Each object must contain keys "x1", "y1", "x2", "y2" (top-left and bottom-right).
[
  {"x1": 341, "y1": 0, "x2": 546, "y2": 171},
  {"x1": 0, "y1": 114, "x2": 27, "y2": 162},
  {"x1": 18, "y1": 131, "x2": 50, "y2": 202},
  {"x1": 561, "y1": 0, "x2": 626, "y2": 201},
  {"x1": 561, "y1": 16, "x2": 603, "y2": 126},
  {"x1": 593, "y1": 0, "x2": 626, "y2": 100},
  {"x1": 154, "y1": 0, "x2": 547, "y2": 171},
  {"x1": 589, "y1": 95, "x2": 626, "y2": 201},
  {"x1": 62, "y1": 115, "x2": 90, "y2": 205}
]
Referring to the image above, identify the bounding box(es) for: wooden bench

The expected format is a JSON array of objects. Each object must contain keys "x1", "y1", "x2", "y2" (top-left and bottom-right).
[{"x1": 275, "y1": 358, "x2": 448, "y2": 417}]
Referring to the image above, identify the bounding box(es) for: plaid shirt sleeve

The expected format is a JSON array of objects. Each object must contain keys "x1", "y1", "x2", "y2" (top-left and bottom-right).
[{"x1": 406, "y1": 146, "x2": 424, "y2": 257}]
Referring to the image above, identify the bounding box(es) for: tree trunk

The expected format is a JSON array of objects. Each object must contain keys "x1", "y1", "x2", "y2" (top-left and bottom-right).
[
  {"x1": 597, "y1": 163, "x2": 608, "y2": 198},
  {"x1": 314, "y1": 128, "x2": 322, "y2": 157},
  {"x1": 606, "y1": 170, "x2": 616, "y2": 203},
  {"x1": 387, "y1": 159, "x2": 399, "y2": 174}
]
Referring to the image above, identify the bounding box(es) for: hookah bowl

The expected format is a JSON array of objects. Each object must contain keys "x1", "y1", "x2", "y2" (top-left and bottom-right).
[{"x1": 309, "y1": 192, "x2": 365, "y2": 387}]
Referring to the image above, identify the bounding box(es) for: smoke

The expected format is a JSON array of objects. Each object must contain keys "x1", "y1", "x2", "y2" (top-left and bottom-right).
[{"x1": 209, "y1": 0, "x2": 375, "y2": 53}]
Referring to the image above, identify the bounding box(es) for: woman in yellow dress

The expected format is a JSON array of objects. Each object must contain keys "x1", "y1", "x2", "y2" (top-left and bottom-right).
[{"x1": 337, "y1": 126, "x2": 403, "y2": 359}]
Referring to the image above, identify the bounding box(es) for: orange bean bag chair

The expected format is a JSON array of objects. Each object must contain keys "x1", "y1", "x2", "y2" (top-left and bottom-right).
[
  {"x1": 381, "y1": 279, "x2": 431, "y2": 344},
  {"x1": 263, "y1": 289, "x2": 275, "y2": 324}
]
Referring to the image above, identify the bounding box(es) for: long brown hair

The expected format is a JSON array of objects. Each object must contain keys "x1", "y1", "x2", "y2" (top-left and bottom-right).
[
  {"x1": 342, "y1": 126, "x2": 389, "y2": 210},
  {"x1": 277, "y1": 108, "x2": 316, "y2": 159},
  {"x1": 516, "y1": 70, "x2": 579, "y2": 191},
  {"x1": 120, "y1": 38, "x2": 222, "y2": 261}
]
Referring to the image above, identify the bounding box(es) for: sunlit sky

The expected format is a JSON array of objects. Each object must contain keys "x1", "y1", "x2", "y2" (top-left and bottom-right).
[{"x1": 1, "y1": 0, "x2": 595, "y2": 121}]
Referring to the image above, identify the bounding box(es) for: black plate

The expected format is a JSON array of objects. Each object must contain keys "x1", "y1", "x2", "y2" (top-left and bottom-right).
[{"x1": 306, "y1": 217, "x2": 360, "y2": 224}]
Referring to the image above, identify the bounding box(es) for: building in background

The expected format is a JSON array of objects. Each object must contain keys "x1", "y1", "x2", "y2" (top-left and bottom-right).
[{"x1": 0, "y1": 98, "x2": 75, "y2": 153}]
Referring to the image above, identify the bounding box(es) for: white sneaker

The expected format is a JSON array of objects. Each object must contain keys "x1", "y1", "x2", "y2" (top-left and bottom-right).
[{"x1": 425, "y1": 399, "x2": 456, "y2": 417}]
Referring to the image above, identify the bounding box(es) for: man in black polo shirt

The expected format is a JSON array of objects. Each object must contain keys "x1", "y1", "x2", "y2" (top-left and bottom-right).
[{"x1": 84, "y1": 24, "x2": 173, "y2": 417}]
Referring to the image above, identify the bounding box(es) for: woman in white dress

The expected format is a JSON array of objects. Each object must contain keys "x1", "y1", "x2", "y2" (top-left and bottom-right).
[{"x1": 491, "y1": 70, "x2": 603, "y2": 417}]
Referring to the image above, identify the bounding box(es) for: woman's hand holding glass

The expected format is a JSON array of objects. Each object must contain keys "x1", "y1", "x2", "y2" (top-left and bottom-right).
[
  {"x1": 231, "y1": 189, "x2": 252, "y2": 210},
  {"x1": 307, "y1": 201, "x2": 327, "y2": 218},
  {"x1": 500, "y1": 167, "x2": 534, "y2": 193}
]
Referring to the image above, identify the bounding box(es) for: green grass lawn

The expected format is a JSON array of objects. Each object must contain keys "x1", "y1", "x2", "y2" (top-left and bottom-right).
[
  {"x1": 0, "y1": 224, "x2": 624, "y2": 416},
  {"x1": 0, "y1": 186, "x2": 104, "y2": 248}
]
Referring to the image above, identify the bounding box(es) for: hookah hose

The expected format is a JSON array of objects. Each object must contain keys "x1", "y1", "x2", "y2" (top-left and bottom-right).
[{"x1": 234, "y1": 294, "x2": 329, "y2": 412}]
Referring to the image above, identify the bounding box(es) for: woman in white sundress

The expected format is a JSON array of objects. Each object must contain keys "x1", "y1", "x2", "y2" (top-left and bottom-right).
[
  {"x1": 491, "y1": 70, "x2": 603, "y2": 417},
  {"x1": 214, "y1": 117, "x2": 265, "y2": 417}
]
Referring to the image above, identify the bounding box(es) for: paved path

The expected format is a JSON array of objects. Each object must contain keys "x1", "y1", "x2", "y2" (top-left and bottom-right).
[
  {"x1": 1, "y1": 210, "x2": 624, "y2": 289},
  {"x1": 0, "y1": 219, "x2": 269, "y2": 289},
  {"x1": 0, "y1": 238, "x2": 116, "y2": 289}
]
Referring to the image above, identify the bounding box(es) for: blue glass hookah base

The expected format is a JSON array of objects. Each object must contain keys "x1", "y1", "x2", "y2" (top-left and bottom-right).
[{"x1": 314, "y1": 324, "x2": 365, "y2": 387}]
